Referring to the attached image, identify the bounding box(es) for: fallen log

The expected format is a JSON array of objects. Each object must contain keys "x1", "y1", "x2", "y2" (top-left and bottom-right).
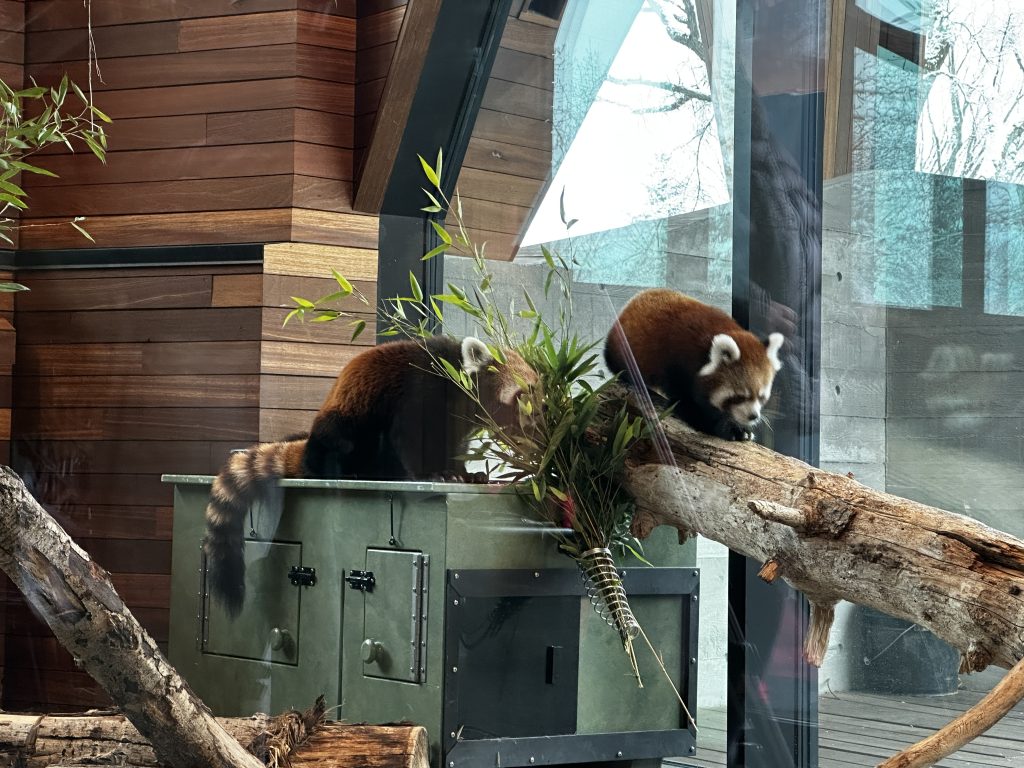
[
  {"x1": 0, "y1": 709, "x2": 429, "y2": 768},
  {"x1": 603, "y1": 383, "x2": 1024, "y2": 767}
]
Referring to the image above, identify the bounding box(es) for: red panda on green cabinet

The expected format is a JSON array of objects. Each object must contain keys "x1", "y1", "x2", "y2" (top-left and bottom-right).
[
  {"x1": 203, "y1": 336, "x2": 539, "y2": 616},
  {"x1": 605, "y1": 288, "x2": 784, "y2": 441}
]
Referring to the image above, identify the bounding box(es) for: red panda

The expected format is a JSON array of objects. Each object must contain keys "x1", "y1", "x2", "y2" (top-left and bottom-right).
[
  {"x1": 204, "y1": 335, "x2": 538, "y2": 616},
  {"x1": 605, "y1": 288, "x2": 783, "y2": 441}
]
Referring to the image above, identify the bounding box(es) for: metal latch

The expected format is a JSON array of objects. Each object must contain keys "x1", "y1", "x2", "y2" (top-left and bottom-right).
[
  {"x1": 345, "y1": 570, "x2": 376, "y2": 592},
  {"x1": 288, "y1": 565, "x2": 317, "y2": 587}
]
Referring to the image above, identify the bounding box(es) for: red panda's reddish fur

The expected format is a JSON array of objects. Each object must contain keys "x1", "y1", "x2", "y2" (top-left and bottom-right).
[
  {"x1": 204, "y1": 336, "x2": 538, "y2": 616},
  {"x1": 605, "y1": 289, "x2": 782, "y2": 440}
]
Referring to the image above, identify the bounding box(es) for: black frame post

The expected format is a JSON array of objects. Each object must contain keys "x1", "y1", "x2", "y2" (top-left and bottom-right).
[
  {"x1": 376, "y1": 0, "x2": 513, "y2": 342},
  {"x1": 729, "y1": 0, "x2": 825, "y2": 765}
]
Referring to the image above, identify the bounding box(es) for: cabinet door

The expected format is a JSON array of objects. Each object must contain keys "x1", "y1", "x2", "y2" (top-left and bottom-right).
[
  {"x1": 203, "y1": 539, "x2": 302, "y2": 665},
  {"x1": 359, "y1": 548, "x2": 428, "y2": 683}
]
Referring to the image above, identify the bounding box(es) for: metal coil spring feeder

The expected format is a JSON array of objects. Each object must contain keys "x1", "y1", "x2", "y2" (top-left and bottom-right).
[{"x1": 578, "y1": 546, "x2": 640, "y2": 641}]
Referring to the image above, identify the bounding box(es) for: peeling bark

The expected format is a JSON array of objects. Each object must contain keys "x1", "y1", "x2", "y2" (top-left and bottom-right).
[
  {"x1": 0, "y1": 466, "x2": 263, "y2": 768},
  {"x1": 596, "y1": 384, "x2": 1024, "y2": 765}
]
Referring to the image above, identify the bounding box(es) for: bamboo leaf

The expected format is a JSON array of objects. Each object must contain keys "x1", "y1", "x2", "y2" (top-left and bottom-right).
[
  {"x1": 421, "y1": 242, "x2": 449, "y2": 261},
  {"x1": 430, "y1": 219, "x2": 452, "y2": 245},
  {"x1": 350, "y1": 319, "x2": 366, "y2": 341},
  {"x1": 331, "y1": 269, "x2": 353, "y2": 294},
  {"x1": 409, "y1": 272, "x2": 423, "y2": 302},
  {"x1": 418, "y1": 154, "x2": 440, "y2": 188},
  {"x1": 70, "y1": 219, "x2": 95, "y2": 242}
]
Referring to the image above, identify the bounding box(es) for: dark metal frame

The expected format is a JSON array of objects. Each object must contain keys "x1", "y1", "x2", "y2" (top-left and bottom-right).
[
  {"x1": 729, "y1": 1, "x2": 825, "y2": 765},
  {"x1": 442, "y1": 567, "x2": 699, "y2": 767},
  {"x1": 376, "y1": 0, "x2": 513, "y2": 341},
  {"x1": 7, "y1": 243, "x2": 263, "y2": 270}
]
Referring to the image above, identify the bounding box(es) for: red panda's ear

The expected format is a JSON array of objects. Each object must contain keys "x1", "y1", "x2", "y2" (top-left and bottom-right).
[
  {"x1": 700, "y1": 334, "x2": 741, "y2": 376},
  {"x1": 765, "y1": 333, "x2": 784, "y2": 371},
  {"x1": 461, "y1": 336, "x2": 494, "y2": 374}
]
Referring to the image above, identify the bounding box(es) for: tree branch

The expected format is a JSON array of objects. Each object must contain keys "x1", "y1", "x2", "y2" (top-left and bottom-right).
[
  {"x1": 0, "y1": 466, "x2": 264, "y2": 768},
  {"x1": 597, "y1": 384, "x2": 1024, "y2": 763}
]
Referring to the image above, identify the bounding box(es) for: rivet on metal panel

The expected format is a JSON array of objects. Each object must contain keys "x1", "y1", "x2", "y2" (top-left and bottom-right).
[
  {"x1": 692, "y1": 594, "x2": 699, "y2": 602},
  {"x1": 529, "y1": 757, "x2": 535, "y2": 764},
  {"x1": 691, "y1": 657, "x2": 697, "y2": 664},
  {"x1": 453, "y1": 599, "x2": 460, "y2": 606},
  {"x1": 453, "y1": 572, "x2": 459, "y2": 579},
  {"x1": 689, "y1": 746, "x2": 696, "y2": 754},
  {"x1": 693, "y1": 570, "x2": 699, "y2": 577},
  {"x1": 452, "y1": 666, "x2": 458, "y2": 673},
  {"x1": 450, "y1": 731, "x2": 456, "y2": 738},
  {"x1": 533, "y1": 572, "x2": 540, "y2": 578},
  {"x1": 616, "y1": 751, "x2": 623, "y2": 758}
]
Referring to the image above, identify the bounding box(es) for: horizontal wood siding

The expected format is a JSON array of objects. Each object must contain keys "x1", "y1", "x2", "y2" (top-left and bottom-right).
[
  {"x1": 5, "y1": 263, "x2": 261, "y2": 711},
  {"x1": 259, "y1": 242, "x2": 377, "y2": 441},
  {"x1": 19, "y1": 3, "x2": 376, "y2": 249},
  {"x1": 448, "y1": 13, "x2": 554, "y2": 260}
]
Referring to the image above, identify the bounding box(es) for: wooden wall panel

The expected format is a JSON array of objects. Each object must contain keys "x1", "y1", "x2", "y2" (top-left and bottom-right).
[
  {"x1": 449, "y1": 9, "x2": 554, "y2": 261},
  {"x1": 258, "y1": 243, "x2": 377, "y2": 442},
  {"x1": 19, "y1": 5, "x2": 373, "y2": 249},
  {"x1": 6, "y1": 263, "x2": 262, "y2": 710}
]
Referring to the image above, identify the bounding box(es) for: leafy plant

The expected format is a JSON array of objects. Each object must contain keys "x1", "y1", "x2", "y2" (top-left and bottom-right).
[
  {"x1": 0, "y1": 73, "x2": 111, "y2": 291},
  {"x1": 290, "y1": 150, "x2": 648, "y2": 561},
  {"x1": 290, "y1": 153, "x2": 697, "y2": 715}
]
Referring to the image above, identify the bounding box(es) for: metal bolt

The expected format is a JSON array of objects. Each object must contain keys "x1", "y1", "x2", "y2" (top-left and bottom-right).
[
  {"x1": 616, "y1": 751, "x2": 623, "y2": 758},
  {"x1": 693, "y1": 570, "x2": 699, "y2": 577},
  {"x1": 690, "y1": 657, "x2": 697, "y2": 664},
  {"x1": 449, "y1": 762, "x2": 455, "y2": 767},
  {"x1": 453, "y1": 599, "x2": 460, "y2": 606},
  {"x1": 453, "y1": 572, "x2": 459, "y2": 579},
  {"x1": 533, "y1": 571, "x2": 540, "y2": 578},
  {"x1": 692, "y1": 594, "x2": 699, "y2": 602},
  {"x1": 450, "y1": 731, "x2": 456, "y2": 738},
  {"x1": 452, "y1": 666, "x2": 458, "y2": 673},
  {"x1": 529, "y1": 758, "x2": 535, "y2": 764},
  {"x1": 689, "y1": 746, "x2": 696, "y2": 754}
]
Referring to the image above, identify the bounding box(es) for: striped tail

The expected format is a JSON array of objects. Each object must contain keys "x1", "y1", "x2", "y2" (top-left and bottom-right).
[{"x1": 203, "y1": 439, "x2": 306, "y2": 617}]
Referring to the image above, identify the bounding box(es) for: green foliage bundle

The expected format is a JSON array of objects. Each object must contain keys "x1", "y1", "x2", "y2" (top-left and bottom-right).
[
  {"x1": 289, "y1": 151, "x2": 649, "y2": 562},
  {"x1": 0, "y1": 74, "x2": 110, "y2": 244}
]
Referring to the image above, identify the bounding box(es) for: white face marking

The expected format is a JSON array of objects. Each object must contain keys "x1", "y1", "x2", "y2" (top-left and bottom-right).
[
  {"x1": 461, "y1": 336, "x2": 493, "y2": 375},
  {"x1": 700, "y1": 334, "x2": 741, "y2": 377},
  {"x1": 766, "y1": 333, "x2": 784, "y2": 372}
]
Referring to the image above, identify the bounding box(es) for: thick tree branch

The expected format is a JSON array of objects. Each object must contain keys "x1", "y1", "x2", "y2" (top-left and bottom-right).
[
  {"x1": 0, "y1": 466, "x2": 263, "y2": 768},
  {"x1": 599, "y1": 384, "x2": 1024, "y2": 766}
]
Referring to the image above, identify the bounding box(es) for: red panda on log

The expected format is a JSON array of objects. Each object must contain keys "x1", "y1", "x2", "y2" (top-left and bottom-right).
[
  {"x1": 605, "y1": 288, "x2": 784, "y2": 441},
  {"x1": 204, "y1": 335, "x2": 538, "y2": 616}
]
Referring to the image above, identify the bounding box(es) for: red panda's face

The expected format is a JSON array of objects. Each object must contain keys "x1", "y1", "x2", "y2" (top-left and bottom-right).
[
  {"x1": 700, "y1": 332, "x2": 783, "y2": 430},
  {"x1": 461, "y1": 338, "x2": 541, "y2": 438}
]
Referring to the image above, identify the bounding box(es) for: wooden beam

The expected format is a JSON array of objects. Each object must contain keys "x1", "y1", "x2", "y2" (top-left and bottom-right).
[{"x1": 353, "y1": 0, "x2": 440, "y2": 213}]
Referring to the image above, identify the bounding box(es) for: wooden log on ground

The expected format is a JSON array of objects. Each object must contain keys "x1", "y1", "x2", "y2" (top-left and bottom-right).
[
  {"x1": 0, "y1": 710, "x2": 429, "y2": 768},
  {"x1": 599, "y1": 383, "x2": 1024, "y2": 767}
]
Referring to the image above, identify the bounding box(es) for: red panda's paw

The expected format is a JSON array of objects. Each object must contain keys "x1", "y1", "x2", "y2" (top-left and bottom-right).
[{"x1": 432, "y1": 470, "x2": 490, "y2": 484}]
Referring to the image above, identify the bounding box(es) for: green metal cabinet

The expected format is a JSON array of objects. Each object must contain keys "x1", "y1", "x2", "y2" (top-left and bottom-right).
[{"x1": 165, "y1": 476, "x2": 698, "y2": 767}]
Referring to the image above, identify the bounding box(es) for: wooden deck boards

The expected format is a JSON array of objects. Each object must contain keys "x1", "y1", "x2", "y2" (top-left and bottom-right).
[{"x1": 667, "y1": 686, "x2": 1024, "y2": 767}]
